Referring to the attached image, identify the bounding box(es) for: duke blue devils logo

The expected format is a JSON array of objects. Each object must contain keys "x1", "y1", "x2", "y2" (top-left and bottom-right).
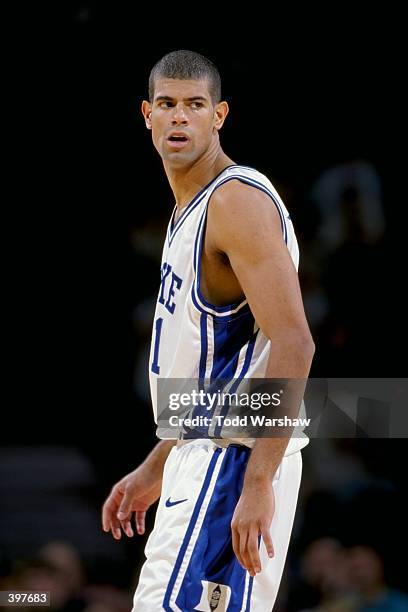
[
  {"x1": 209, "y1": 585, "x2": 222, "y2": 610},
  {"x1": 196, "y1": 580, "x2": 231, "y2": 611}
]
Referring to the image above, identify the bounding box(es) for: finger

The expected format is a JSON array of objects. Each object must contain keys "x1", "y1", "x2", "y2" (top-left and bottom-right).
[
  {"x1": 135, "y1": 511, "x2": 146, "y2": 535},
  {"x1": 261, "y1": 523, "x2": 274, "y2": 559},
  {"x1": 239, "y1": 529, "x2": 253, "y2": 575},
  {"x1": 102, "y1": 496, "x2": 117, "y2": 532},
  {"x1": 109, "y1": 520, "x2": 122, "y2": 540},
  {"x1": 247, "y1": 526, "x2": 261, "y2": 575},
  {"x1": 102, "y1": 485, "x2": 124, "y2": 531},
  {"x1": 117, "y1": 488, "x2": 133, "y2": 521},
  {"x1": 102, "y1": 502, "x2": 110, "y2": 532},
  {"x1": 121, "y1": 518, "x2": 134, "y2": 537},
  {"x1": 231, "y1": 521, "x2": 242, "y2": 568}
]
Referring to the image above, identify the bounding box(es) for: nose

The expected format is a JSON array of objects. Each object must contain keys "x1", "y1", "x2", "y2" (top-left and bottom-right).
[{"x1": 171, "y1": 103, "x2": 188, "y2": 125}]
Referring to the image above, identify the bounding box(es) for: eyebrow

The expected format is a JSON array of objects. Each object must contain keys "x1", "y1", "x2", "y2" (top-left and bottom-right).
[{"x1": 154, "y1": 96, "x2": 209, "y2": 103}]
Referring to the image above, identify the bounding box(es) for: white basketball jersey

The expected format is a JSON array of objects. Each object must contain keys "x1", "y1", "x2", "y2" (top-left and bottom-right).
[{"x1": 149, "y1": 165, "x2": 309, "y2": 455}]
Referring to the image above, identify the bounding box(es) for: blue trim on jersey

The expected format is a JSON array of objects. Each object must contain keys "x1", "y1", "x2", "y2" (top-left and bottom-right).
[
  {"x1": 245, "y1": 576, "x2": 254, "y2": 611},
  {"x1": 182, "y1": 323, "x2": 259, "y2": 440},
  {"x1": 166, "y1": 205, "x2": 177, "y2": 244},
  {"x1": 193, "y1": 206, "x2": 206, "y2": 275},
  {"x1": 167, "y1": 165, "x2": 237, "y2": 247},
  {"x1": 213, "y1": 328, "x2": 259, "y2": 438},
  {"x1": 191, "y1": 282, "x2": 250, "y2": 321},
  {"x1": 163, "y1": 447, "x2": 222, "y2": 612},
  {"x1": 182, "y1": 315, "x2": 256, "y2": 439},
  {"x1": 199, "y1": 313, "x2": 208, "y2": 380},
  {"x1": 231, "y1": 328, "x2": 259, "y2": 387},
  {"x1": 167, "y1": 190, "x2": 208, "y2": 248},
  {"x1": 210, "y1": 314, "x2": 255, "y2": 381},
  {"x1": 175, "y1": 445, "x2": 252, "y2": 612}
]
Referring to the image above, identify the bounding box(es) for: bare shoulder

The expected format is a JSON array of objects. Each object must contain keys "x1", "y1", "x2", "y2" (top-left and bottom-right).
[
  {"x1": 208, "y1": 178, "x2": 283, "y2": 249},
  {"x1": 210, "y1": 178, "x2": 276, "y2": 215}
]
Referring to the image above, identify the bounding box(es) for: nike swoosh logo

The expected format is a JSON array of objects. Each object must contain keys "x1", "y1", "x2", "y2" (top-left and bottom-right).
[{"x1": 165, "y1": 497, "x2": 188, "y2": 507}]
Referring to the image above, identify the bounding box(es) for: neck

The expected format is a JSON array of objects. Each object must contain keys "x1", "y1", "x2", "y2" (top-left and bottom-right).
[{"x1": 163, "y1": 142, "x2": 235, "y2": 213}]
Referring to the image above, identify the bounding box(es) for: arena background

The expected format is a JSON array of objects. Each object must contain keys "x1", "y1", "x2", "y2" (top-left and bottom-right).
[{"x1": 2, "y1": 5, "x2": 407, "y2": 611}]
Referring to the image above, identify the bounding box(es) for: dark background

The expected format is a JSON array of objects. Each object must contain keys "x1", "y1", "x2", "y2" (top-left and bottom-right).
[
  {"x1": 13, "y1": 4, "x2": 404, "y2": 439},
  {"x1": 2, "y1": 4, "x2": 407, "y2": 611}
]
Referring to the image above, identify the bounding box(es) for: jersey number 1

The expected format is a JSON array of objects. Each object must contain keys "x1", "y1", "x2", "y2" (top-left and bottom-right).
[{"x1": 151, "y1": 317, "x2": 163, "y2": 374}]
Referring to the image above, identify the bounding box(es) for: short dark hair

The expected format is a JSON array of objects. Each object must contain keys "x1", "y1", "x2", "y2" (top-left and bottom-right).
[{"x1": 149, "y1": 50, "x2": 221, "y2": 105}]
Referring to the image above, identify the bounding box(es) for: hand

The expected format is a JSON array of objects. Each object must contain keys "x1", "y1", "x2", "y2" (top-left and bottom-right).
[
  {"x1": 231, "y1": 480, "x2": 275, "y2": 577},
  {"x1": 102, "y1": 466, "x2": 161, "y2": 540}
]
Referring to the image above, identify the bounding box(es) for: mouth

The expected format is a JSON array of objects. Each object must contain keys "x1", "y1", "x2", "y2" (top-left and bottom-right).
[{"x1": 166, "y1": 132, "x2": 190, "y2": 149}]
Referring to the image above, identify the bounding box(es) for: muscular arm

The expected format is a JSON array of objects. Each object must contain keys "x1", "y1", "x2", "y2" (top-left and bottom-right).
[{"x1": 208, "y1": 181, "x2": 315, "y2": 575}]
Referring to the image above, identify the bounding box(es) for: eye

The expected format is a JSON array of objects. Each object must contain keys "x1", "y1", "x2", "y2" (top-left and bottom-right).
[
  {"x1": 190, "y1": 101, "x2": 203, "y2": 109},
  {"x1": 158, "y1": 101, "x2": 173, "y2": 108}
]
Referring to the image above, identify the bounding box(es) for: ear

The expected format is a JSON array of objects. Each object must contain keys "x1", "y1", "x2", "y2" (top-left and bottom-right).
[
  {"x1": 141, "y1": 100, "x2": 152, "y2": 130},
  {"x1": 213, "y1": 101, "x2": 229, "y2": 132}
]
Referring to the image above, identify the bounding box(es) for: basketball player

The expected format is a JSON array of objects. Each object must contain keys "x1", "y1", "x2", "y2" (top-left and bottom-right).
[{"x1": 102, "y1": 50, "x2": 315, "y2": 611}]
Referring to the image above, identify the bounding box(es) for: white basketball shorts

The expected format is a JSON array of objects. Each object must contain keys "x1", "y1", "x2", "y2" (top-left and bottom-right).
[{"x1": 132, "y1": 439, "x2": 302, "y2": 611}]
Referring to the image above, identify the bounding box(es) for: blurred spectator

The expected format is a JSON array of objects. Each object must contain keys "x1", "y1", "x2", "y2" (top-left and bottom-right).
[
  {"x1": 4, "y1": 556, "x2": 87, "y2": 611},
  {"x1": 38, "y1": 541, "x2": 85, "y2": 599},
  {"x1": 300, "y1": 158, "x2": 389, "y2": 375},
  {"x1": 82, "y1": 584, "x2": 132, "y2": 612},
  {"x1": 347, "y1": 545, "x2": 408, "y2": 611},
  {"x1": 310, "y1": 159, "x2": 385, "y2": 254},
  {"x1": 0, "y1": 542, "x2": 134, "y2": 612},
  {"x1": 293, "y1": 537, "x2": 357, "y2": 611},
  {"x1": 82, "y1": 605, "x2": 116, "y2": 612},
  {"x1": 287, "y1": 538, "x2": 408, "y2": 611},
  {"x1": 301, "y1": 440, "x2": 371, "y2": 501}
]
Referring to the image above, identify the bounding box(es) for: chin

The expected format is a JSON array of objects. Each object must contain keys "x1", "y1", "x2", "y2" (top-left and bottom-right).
[{"x1": 163, "y1": 151, "x2": 196, "y2": 167}]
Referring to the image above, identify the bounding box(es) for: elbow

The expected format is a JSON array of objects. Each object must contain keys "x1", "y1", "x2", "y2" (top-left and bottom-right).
[
  {"x1": 292, "y1": 333, "x2": 316, "y2": 372},
  {"x1": 301, "y1": 332, "x2": 315, "y2": 359},
  {"x1": 289, "y1": 332, "x2": 315, "y2": 364},
  {"x1": 274, "y1": 328, "x2": 315, "y2": 361},
  {"x1": 297, "y1": 329, "x2": 315, "y2": 357},
  {"x1": 304, "y1": 336, "x2": 315, "y2": 363}
]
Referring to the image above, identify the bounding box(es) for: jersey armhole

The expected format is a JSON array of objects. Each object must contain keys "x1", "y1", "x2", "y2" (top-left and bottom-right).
[{"x1": 191, "y1": 173, "x2": 287, "y2": 320}]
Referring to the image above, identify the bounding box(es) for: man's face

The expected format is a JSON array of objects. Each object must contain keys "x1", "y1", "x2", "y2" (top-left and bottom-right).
[{"x1": 142, "y1": 78, "x2": 226, "y2": 167}]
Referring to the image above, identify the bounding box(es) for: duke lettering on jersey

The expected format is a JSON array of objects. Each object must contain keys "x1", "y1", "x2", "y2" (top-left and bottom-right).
[{"x1": 158, "y1": 262, "x2": 183, "y2": 315}]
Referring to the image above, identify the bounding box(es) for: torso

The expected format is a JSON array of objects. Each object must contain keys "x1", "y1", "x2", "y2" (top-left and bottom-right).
[{"x1": 148, "y1": 164, "x2": 309, "y2": 455}]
